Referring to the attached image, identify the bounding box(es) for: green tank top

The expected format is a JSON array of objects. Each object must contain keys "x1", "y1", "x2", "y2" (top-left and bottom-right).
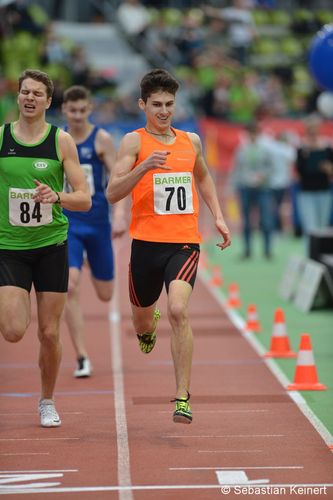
[{"x1": 0, "y1": 123, "x2": 68, "y2": 249}]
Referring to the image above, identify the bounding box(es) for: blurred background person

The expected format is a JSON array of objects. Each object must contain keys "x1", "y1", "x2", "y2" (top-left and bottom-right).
[
  {"x1": 260, "y1": 130, "x2": 297, "y2": 233},
  {"x1": 295, "y1": 114, "x2": 333, "y2": 251},
  {"x1": 230, "y1": 121, "x2": 274, "y2": 259}
]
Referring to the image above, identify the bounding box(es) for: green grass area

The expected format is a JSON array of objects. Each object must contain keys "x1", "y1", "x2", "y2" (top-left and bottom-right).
[{"x1": 203, "y1": 232, "x2": 333, "y2": 436}]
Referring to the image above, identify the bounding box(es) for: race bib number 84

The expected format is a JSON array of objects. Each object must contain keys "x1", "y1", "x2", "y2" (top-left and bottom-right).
[
  {"x1": 9, "y1": 187, "x2": 53, "y2": 227},
  {"x1": 153, "y1": 172, "x2": 193, "y2": 215}
]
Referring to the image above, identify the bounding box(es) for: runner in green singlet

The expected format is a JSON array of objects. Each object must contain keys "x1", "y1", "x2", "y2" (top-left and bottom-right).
[{"x1": 0, "y1": 69, "x2": 91, "y2": 427}]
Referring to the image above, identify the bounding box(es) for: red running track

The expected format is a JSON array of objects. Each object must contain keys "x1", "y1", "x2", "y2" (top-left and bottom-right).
[{"x1": 0, "y1": 237, "x2": 332, "y2": 499}]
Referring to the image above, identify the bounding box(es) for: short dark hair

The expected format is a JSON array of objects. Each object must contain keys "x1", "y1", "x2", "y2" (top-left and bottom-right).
[
  {"x1": 63, "y1": 85, "x2": 91, "y2": 103},
  {"x1": 18, "y1": 69, "x2": 54, "y2": 98},
  {"x1": 140, "y1": 69, "x2": 179, "y2": 103}
]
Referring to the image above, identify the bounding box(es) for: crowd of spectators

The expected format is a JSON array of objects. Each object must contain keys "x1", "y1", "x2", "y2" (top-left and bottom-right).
[
  {"x1": 1, "y1": 0, "x2": 332, "y2": 242},
  {"x1": 117, "y1": 0, "x2": 330, "y2": 123},
  {"x1": 0, "y1": 0, "x2": 117, "y2": 122},
  {"x1": 0, "y1": 0, "x2": 331, "y2": 124}
]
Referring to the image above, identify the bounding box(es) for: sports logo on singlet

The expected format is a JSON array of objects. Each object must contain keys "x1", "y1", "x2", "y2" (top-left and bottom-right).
[
  {"x1": 33, "y1": 160, "x2": 49, "y2": 170},
  {"x1": 153, "y1": 172, "x2": 194, "y2": 215},
  {"x1": 80, "y1": 147, "x2": 93, "y2": 159},
  {"x1": 9, "y1": 187, "x2": 52, "y2": 227}
]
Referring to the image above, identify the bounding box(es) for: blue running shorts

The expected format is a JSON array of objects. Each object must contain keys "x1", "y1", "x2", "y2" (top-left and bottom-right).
[{"x1": 67, "y1": 223, "x2": 114, "y2": 281}]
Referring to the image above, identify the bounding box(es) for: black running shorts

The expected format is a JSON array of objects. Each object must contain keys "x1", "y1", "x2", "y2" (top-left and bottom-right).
[
  {"x1": 129, "y1": 239, "x2": 200, "y2": 307},
  {"x1": 0, "y1": 241, "x2": 68, "y2": 293}
]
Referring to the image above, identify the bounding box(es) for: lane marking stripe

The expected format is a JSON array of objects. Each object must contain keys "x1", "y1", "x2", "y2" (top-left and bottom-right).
[
  {"x1": 0, "y1": 471, "x2": 77, "y2": 473},
  {"x1": 169, "y1": 466, "x2": 304, "y2": 470},
  {"x1": 162, "y1": 434, "x2": 283, "y2": 438},
  {"x1": 198, "y1": 450, "x2": 263, "y2": 453},
  {"x1": 0, "y1": 438, "x2": 78, "y2": 441},
  {"x1": 109, "y1": 247, "x2": 133, "y2": 500},
  {"x1": 0, "y1": 454, "x2": 50, "y2": 457}
]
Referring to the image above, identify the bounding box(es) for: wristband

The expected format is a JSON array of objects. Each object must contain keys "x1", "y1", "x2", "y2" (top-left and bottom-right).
[{"x1": 55, "y1": 192, "x2": 61, "y2": 205}]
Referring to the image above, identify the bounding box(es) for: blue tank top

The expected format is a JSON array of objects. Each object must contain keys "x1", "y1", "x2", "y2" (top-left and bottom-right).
[{"x1": 63, "y1": 126, "x2": 111, "y2": 225}]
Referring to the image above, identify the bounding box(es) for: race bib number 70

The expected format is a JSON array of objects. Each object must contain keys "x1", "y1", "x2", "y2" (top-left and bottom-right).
[
  {"x1": 9, "y1": 187, "x2": 53, "y2": 227},
  {"x1": 153, "y1": 172, "x2": 194, "y2": 215}
]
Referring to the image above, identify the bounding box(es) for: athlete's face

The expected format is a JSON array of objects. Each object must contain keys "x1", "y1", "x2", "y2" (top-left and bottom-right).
[
  {"x1": 17, "y1": 78, "x2": 51, "y2": 118},
  {"x1": 62, "y1": 99, "x2": 92, "y2": 128},
  {"x1": 139, "y1": 91, "x2": 176, "y2": 131}
]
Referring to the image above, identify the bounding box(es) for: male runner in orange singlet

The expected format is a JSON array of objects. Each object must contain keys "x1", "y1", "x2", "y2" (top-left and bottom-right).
[{"x1": 107, "y1": 68, "x2": 231, "y2": 423}]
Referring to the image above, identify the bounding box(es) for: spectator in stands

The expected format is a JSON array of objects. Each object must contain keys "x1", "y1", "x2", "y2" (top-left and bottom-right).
[
  {"x1": 141, "y1": 12, "x2": 181, "y2": 69},
  {"x1": 4, "y1": 0, "x2": 43, "y2": 36},
  {"x1": 231, "y1": 121, "x2": 274, "y2": 258},
  {"x1": 69, "y1": 46, "x2": 91, "y2": 87},
  {"x1": 204, "y1": 0, "x2": 257, "y2": 65},
  {"x1": 296, "y1": 114, "x2": 333, "y2": 250},
  {"x1": 175, "y1": 10, "x2": 206, "y2": 66},
  {"x1": 0, "y1": 78, "x2": 17, "y2": 123},
  {"x1": 228, "y1": 71, "x2": 260, "y2": 124},
  {"x1": 257, "y1": 74, "x2": 288, "y2": 119},
  {"x1": 116, "y1": 0, "x2": 150, "y2": 44},
  {"x1": 201, "y1": 73, "x2": 231, "y2": 120},
  {"x1": 40, "y1": 23, "x2": 70, "y2": 66}
]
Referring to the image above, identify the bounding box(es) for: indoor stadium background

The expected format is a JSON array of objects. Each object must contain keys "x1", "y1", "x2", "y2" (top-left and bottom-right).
[{"x1": 1, "y1": 0, "x2": 332, "y2": 443}]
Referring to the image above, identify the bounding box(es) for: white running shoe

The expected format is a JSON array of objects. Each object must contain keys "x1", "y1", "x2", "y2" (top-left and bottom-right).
[
  {"x1": 74, "y1": 357, "x2": 92, "y2": 378},
  {"x1": 39, "y1": 399, "x2": 61, "y2": 427}
]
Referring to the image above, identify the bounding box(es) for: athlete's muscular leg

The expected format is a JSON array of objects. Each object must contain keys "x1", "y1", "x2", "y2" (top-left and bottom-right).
[
  {"x1": 167, "y1": 280, "x2": 193, "y2": 399},
  {"x1": 64, "y1": 267, "x2": 87, "y2": 358},
  {"x1": 131, "y1": 302, "x2": 158, "y2": 334},
  {"x1": 36, "y1": 291, "x2": 66, "y2": 399},
  {"x1": 91, "y1": 276, "x2": 114, "y2": 302},
  {"x1": 0, "y1": 287, "x2": 31, "y2": 342}
]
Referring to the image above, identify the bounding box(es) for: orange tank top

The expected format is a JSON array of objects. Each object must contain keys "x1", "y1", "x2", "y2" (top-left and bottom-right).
[{"x1": 130, "y1": 127, "x2": 202, "y2": 243}]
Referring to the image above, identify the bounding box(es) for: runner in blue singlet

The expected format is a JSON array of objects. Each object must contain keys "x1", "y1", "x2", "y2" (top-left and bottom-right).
[{"x1": 62, "y1": 85, "x2": 127, "y2": 377}]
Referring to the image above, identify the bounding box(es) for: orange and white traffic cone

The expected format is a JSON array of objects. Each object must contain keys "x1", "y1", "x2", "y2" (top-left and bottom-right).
[
  {"x1": 227, "y1": 282, "x2": 241, "y2": 308},
  {"x1": 244, "y1": 304, "x2": 261, "y2": 332},
  {"x1": 287, "y1": 334, "x2": 327, "y2": 391},
  {"x1": 210, "y1": 265, "x2": 223, "y2": 287},
  {"x1": 264, "y1": 308, "x2": 296, "y2": 358}
]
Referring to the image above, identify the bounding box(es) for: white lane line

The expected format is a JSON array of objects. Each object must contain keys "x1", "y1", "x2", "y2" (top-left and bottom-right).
[
  {"x1": 0, "y1": 413, "x2": 83, "y2": 416},
  {"x1": 0, "y1": 473, "x2": 64, "y2": 485},
  {"x1": 0, "y1": 438, "x2": 78, "y2": 441},
  {"x1": 198, "y1": 450, "x2": 263, "y2": 453},
  {"x1": 1, "y1": 483, "x2": 332, "y2": 494},
  {"x1": 162, "y1": 434, "x2": 283, "y2": 438},
  {"x1": 199, "y1": 269, "x2": 333, "y2": 449},
  {"x1": 159, "y1": 409, "x2": 270, "y2": 414},
  {"x1": 0, "y1": 471, "x2": 77, "y2": 473},
  {"x1": 169, "y1": 466, "x2": 304, "y2": 470},
  {"x1": 0, "y1": 454, "x2": 50, "y2": 457},
  {"x1": 109, "y1": 246, "x2": 133, "y2": 500}
]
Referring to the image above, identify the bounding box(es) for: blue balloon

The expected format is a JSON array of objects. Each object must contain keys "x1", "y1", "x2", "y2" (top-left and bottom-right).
[{"x1": 309, "y1": 25, "x2": 333, "y2": 91}]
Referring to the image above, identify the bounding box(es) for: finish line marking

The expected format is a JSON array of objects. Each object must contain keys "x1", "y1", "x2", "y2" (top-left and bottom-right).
[{"x1": 0, "y1": 483, "x2": 332, "y2": 495}]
